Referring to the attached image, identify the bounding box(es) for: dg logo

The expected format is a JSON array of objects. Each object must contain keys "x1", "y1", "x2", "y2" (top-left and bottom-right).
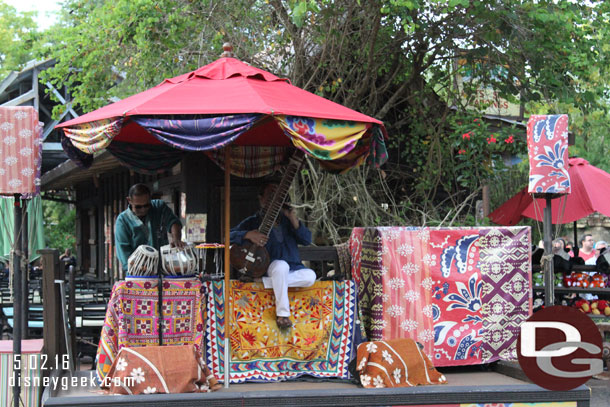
[{"x1": 517, "y1": 305, "x2": 603, "y2": 391}]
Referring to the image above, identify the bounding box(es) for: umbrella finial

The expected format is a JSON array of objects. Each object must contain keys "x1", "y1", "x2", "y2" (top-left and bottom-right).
[{"x1": 221, "y1": 43, "x2": 234, "y2": 58}]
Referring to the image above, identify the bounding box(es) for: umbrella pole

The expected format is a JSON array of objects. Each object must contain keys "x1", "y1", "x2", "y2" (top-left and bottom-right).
[
  {"x1": 573, "y1": 221, "x2": 577, "y2": 250},
  {"x1": 223, "y1": 147, "x2": 231, "y2": 388},
  {"x1": 543, "y1": 196, "x2": 555, "y2": 307},
  {"x1": 21, "y1": 200, "x2": 28, "y2": 339},
  {"x1": 12, "y1": 194, "x2": 22, "y2": 407}
]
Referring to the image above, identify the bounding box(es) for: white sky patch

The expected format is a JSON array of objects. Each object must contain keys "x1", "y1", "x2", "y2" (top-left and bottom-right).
[{"x1": 3, "y1": 0, "x2": 62, "y2": 30}]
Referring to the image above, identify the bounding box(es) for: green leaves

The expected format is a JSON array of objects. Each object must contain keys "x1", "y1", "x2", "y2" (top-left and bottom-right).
[
  {"x1": 290, "y1": 0, "x2": 320, "y2": 27},
  {"x1": 448, "y1": 0, "x2": 469, "y2": 9},
  {"x1": 0, "y1": 3, "x2": 41, "y2": 77},
  {"x1": 18, "y1": 0, "x2": 610, "y2": 228}
]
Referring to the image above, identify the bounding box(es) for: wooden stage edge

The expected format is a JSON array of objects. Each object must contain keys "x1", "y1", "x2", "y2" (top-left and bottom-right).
[{"x1": 42, "y1": 362, "x2": 591, "y2": 407}]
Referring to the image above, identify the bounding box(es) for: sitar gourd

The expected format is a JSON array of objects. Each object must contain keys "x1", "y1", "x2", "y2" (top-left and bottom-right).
[{"x1": 230, "y1": 150, "x2": 305, "y2": 278}]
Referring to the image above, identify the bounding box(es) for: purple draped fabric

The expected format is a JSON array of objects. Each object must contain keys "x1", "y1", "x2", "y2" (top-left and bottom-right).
[
  {"x1": 61, "y1": 135, "x2": 94, "y2": 169},
  {"x1": 132, "y1": 114, "x2": 262, "y2": 151}
]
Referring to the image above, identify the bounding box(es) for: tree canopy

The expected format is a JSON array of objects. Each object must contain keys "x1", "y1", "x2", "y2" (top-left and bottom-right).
[
  {"x1": 27, "y1": 0, "x2": 610, "y2": 241},
  {"x1": 0, "y1": 1, "x2": 40, "y2": 77}
]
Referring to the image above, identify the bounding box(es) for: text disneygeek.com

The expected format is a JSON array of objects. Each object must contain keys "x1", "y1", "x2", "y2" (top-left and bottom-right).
[
  {"x1": 10, "y1": 354, "x2": 134, "y2": 390},
  {"x1": 9, "y1": 374, "x2": 136, "y2": 391}
]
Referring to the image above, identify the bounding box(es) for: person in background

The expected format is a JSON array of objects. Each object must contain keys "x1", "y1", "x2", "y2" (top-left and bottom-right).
[
  {"x1": 59, "y1": 248, "x2": 76, "y2": 269},
  {"x1": 594, "y1": 240, "x2": 607, "y2": 257},
  {"x1": 115, "y1": 183, "x2": 185, "y2": 273},
  {"x1": 577, "y1": 234, "x2": 596, "y2": 263},
  {"x1": 552, "y1": 238, "x2": 566, "y2": 254}
]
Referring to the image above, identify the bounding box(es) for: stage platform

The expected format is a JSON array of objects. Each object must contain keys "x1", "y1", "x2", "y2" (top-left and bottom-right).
[{"x1": 42, "y1": 363, "x2": 591, "y2": 407}]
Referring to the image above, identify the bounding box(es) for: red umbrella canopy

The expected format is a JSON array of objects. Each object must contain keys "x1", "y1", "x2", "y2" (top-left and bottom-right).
[
  {"x1": 61, "y1": 58, "x2": 381, "y2": 128},
  {"x1": 489, "y1": 157, "x2": 610, "y2": 225},
  {"x1": 57, "y1": 57, "x2": 387, "y2": 174}
]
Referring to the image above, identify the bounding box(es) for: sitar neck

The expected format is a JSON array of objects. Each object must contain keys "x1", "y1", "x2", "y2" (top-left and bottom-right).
[{"x1": 258, "y1": 150, "x2": 305, "y2": 236}]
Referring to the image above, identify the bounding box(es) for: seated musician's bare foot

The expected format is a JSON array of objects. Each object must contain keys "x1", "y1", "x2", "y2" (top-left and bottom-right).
[{"x1": 276, "y1": 316, "x2": 292, "y2": 329}]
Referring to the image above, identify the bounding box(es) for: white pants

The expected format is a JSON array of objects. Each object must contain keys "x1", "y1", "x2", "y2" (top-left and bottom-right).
[{"x1": 262, "y1": 260, "x2": 316, "y2": 317}]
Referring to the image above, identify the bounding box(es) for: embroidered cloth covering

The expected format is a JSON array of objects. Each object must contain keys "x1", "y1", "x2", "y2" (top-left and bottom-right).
[
  {"x1": 96, "y1": 277, "x2": 205, "y2": 381},
  {"x1": 349, "y1": 226, "x2": 531, "y2": 367},
  {"x1": 204, "y1": 280, "x2": 359, "y2": 383}
]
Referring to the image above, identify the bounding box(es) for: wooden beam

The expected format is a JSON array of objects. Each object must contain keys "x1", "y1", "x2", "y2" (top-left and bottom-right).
[
  {"x1": 45, "y1": 82, "x2": 79, "y2": 118},
  {"x1": 32, "y1": 68, "x2": 39, "y2": 111},
  {"x1": 42, "y1": 105, "x2": 72, "y2": 140},
  {"x1": 1, "y1": 89, "x2": 35, "y2": 106},
  {"x1": 0, "y1": 71, "x2": 18, "y2": 96}
]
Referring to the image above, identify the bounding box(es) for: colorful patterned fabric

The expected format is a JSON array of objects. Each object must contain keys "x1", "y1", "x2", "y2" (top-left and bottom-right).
[
  {"x1": 61, "y1": 112, "x2": 386, "y2": 174},
  {"x1": 63, "y1": 117, "x2": 123, "y2": 154},
  {"x1": 102, "y1": 345, "x2": 221, "y2": 394},
  {"x1": 349, "y1": 227, "x2": 531, "y2": 367},
  {"x1": 206, "y1": 145, "x2": 290, "y2": 178},
  {"x1": 356, "y1": 338, "x2": 447, "y2": 388},
  {"x1": 204, "y1": 280, "x2": 359, "y2": 383},
  {"x1": 96, "y1": 277, "x2": 205, "y2": 381},
  {"x1": 478, "y1": 228, "x2": 532, "y2": 363},
  {"x1": 108, "y1": 141, "x2": 184, "y2": 174},
  {"x1": 132, "y1": 114, "x2": 262, "y2": 151},
  {"x1": 276, "y1": 115, "x2": 368, "y2": 161},
  {"x1": 0, "y1": 107, "x2": 42, "y2": 195},
  {"x1": 366, "y1": 126, "x2": 388, "y2": 168},
  {"x1": 61, "y1": 134, "x2": 93, "y2": 169},
  {"x1": 527, "y1": 114, "x2": 570, "y2": 194}
]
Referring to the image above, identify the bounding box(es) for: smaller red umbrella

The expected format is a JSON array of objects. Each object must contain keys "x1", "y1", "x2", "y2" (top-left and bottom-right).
[{"x1": 489, "y1": 157, "x2": 610, "y2": 225}]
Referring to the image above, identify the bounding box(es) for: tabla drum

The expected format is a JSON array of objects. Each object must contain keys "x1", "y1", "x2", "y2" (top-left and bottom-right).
[
  {"x1": 127, "y1": 245, "x2": 159, "y2": 276},
  {"x1": 160, "y1": 244, "x2": 198, "y2": 276}
]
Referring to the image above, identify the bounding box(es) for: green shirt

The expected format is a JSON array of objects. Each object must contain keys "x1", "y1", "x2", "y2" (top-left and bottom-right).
[{"x1": 114, "y1": 199, "x2": 181, "y2": 271}]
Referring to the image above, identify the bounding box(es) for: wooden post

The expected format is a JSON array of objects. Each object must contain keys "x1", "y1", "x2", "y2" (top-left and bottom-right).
[
  {"x1": 543, "y1": 196, "x2": 555, "y2": 307},
  {"x1": 223, "y1": 147, "x2": 231, "y2": 388},
  {"x1": 21, "y1": 200, "x2": 29, "y2": 339},
  {"x1": 12, "y1": 194, "x2": 22, "y2": 407},
  {"x1": 573, "y1": 220, "x2": 578, "y2": 250},
  {"x1": 68, "y1": 265, "x2": 77, "y2": 367},
  {"x1": 38, "y1": 249, "x2": 67, "y2": 377}
]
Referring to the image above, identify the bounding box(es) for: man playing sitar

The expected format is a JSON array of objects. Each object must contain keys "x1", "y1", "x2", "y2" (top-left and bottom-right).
[{"x1": 230, "y1": 183, "x2": 316, "y2": 329}]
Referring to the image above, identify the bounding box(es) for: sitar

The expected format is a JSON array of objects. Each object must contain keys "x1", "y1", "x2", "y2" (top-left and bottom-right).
[{"x1": 230, "y1": 150, "x2": 305, "y2": 278}]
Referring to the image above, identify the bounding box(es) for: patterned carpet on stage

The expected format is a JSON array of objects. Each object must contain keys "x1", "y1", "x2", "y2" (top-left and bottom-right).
[{"x1": 203, "y1": 280, "x2": 359, "y2": 383}]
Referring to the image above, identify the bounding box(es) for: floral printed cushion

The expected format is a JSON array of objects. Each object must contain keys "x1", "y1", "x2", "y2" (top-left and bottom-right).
[
  {"x1": 356, "y1": 338, "x2": 447, "y2": 388},
  {"x1": 101, "y1": 344, "x2": 221, "y2": 394}
]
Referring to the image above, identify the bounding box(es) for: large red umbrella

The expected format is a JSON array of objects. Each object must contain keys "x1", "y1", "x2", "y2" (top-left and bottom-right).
[
  {"x1": 58, "y1": 57, "x2": 385, "y2": 148},
  {"x1": 56, "y1": 54, "x2": 387, "y2": 387},
  {"x1": 489, "y1": 157, "x2": 610, "y2": 225}
]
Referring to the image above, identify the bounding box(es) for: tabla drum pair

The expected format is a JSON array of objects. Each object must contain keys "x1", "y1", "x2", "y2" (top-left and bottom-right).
[
  {"x1": 127, "y1": 244, "x2": 198, "y2": 276},
  {"x1": 160, "y1": 244, "x2": 198, "y2": 276},
  {"x1": 127, "y1": 245, "x2": 159, "y2": 276}
]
